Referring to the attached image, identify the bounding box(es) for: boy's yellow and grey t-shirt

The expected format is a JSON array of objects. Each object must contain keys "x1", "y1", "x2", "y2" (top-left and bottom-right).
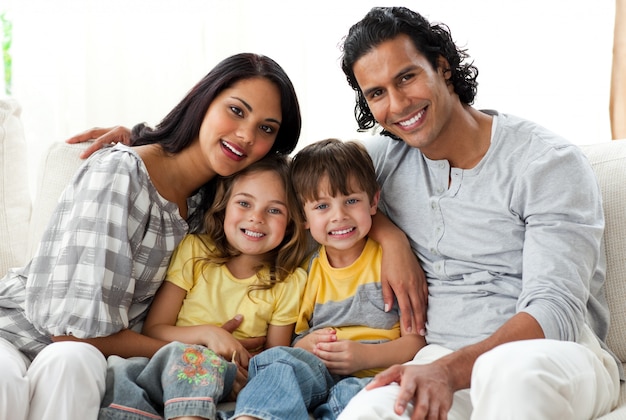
[
  {"x1": 167, "y1": 234, "x2": 307, "y2": 340},
  {"x1": 295, "y1": 237, "x2": 400, "y2": 377}
]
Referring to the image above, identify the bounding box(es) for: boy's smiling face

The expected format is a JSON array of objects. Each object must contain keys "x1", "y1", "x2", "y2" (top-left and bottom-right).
[{"x1": 303, "y1": 175, "x2": 379, "y2": 263}]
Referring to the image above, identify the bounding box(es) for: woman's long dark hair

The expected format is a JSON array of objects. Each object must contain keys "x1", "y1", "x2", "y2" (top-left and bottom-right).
[{"x1": 130, "y1": 53, "x2": 301, "y2": 232}]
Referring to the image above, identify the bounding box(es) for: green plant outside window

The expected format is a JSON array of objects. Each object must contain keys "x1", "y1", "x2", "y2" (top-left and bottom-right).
[{"x1": 1, "y1": 12, "x2": 12, "y2": 96}]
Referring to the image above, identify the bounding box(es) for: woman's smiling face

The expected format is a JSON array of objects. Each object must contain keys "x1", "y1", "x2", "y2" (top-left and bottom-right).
[{"x1": 198, "y1": 77, "x2": 282, "y2": 177}]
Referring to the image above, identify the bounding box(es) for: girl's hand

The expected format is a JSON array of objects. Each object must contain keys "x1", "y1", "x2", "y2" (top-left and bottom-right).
[
  {"x1": 200, "y1": 325, "x2": 251, "y2": 367},
  {"x1": 221, "y1": 314, "x2": 266, "y2": 355},
  {"x1": 66, "y1": 126, "x2": 131, "y2": 159},
  {"x1": 226, "y1": 364, "x2": 249, "y2": 401}
]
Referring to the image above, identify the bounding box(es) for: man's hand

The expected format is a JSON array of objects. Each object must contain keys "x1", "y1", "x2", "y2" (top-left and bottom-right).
[
  {"x1": 66, "y1": 126, "x2": 132, "y2": 159},
  {"x1": 366, "y1": 362, "x2": 454, "y2": 420},
  {"x1": 370, "y1": 212, "x2": 428, "y2": 335},
  {"x1": 381, "y1": 242, "x2": 428, "y2": 335}
]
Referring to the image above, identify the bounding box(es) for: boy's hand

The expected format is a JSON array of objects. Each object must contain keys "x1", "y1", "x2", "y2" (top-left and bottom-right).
[
  {"x1": 294, "y1": 328, "x2": 337, "y2": 354},
  {"x1": 313, "y1": 339, "x2": 365, "y2": 375}
]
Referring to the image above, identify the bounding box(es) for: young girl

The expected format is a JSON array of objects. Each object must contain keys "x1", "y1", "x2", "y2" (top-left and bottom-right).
[
  {"x1": 99, "y1": 153, "x2": 309, "y2": 420},
  {"x1": 0, "y1": 53, "x2": 301, "y2": 420}
]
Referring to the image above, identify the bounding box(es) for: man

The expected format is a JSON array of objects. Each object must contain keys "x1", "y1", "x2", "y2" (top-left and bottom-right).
[{"x1": 337, "y1": 6, "x2": 621, "y2": 420}]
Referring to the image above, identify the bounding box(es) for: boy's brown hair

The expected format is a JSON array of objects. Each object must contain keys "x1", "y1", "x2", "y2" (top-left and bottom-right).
[{"x1": 290, "y1": 138, "x2": 379, "y2": 205}]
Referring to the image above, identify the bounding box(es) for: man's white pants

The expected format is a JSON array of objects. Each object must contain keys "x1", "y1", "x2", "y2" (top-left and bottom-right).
[
  {"x1": 0, "y1": 338, "x2": 107, "y2": 420},
  {"x1": 339, "y1": 326, "x2": 620, "y2": 419}
]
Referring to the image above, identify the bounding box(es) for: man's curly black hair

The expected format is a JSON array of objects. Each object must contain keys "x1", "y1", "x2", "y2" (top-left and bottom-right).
[{"x1": 340, "y1": 6, "x2": 479, "y2": 139}]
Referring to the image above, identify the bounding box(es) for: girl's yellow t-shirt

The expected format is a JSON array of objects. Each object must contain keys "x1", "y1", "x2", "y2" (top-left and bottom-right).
[{"x1": 165, "y1": 234, "x2": 307, "y2": 340}]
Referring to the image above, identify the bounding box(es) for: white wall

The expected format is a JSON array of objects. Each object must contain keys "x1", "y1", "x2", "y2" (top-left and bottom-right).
[{"x1": 1, "y1": 0, "x2": 616, "y2": 185}]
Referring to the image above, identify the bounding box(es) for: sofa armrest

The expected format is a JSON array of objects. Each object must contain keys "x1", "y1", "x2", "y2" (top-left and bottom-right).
[
  {"x1": 0, "y1": 99, "x2": 31, "y2": 276},
  {"x1": 580, "y1": 140, "x2": 626, "y2": 363}
]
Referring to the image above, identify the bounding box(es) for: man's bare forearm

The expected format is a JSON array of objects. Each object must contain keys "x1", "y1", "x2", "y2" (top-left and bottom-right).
[{"x1": 436, "y1": 312, "x2": 544, "y2": 390}]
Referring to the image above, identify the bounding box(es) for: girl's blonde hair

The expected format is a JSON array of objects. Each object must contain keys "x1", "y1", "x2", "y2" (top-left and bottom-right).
[{"x1": 198, "y1": 153, "x2": 307, "y2": 292}]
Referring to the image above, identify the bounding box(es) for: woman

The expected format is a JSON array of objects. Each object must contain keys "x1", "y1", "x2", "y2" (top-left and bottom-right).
[{"x1": 0, "y1": 52, "x2": 301, "y2": 420}]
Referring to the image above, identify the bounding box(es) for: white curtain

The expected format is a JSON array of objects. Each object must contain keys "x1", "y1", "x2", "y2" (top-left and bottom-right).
[
  {"x1": 612, "y1": 0, "x2": 626, "y2": 139},
  {"x1": 2, "y1": 0, "x2": 616, "y2": 183}
]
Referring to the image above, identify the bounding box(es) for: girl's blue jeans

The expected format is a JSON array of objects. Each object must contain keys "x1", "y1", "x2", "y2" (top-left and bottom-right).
[
  {"x1": 99, "y1": 341, "x2": 236, "y2": 420},
  {"x1": 229, "y1": 346, "x2": 372, "y2": 420}
]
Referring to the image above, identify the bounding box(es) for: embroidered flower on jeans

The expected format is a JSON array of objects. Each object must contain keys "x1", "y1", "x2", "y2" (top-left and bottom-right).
[{"x1": 171, "y1": 344, "x2": 228, "y2": 387}]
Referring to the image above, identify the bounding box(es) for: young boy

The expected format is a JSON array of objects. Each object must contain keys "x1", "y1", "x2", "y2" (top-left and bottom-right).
[{"x1": 230, "y1": 138, "x2": 424, "y2": 420}]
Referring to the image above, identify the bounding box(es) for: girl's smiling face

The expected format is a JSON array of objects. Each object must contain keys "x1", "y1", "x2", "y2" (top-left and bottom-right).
[{"x1": 223, "y1": 169, "x2": 289, "y2": 258}]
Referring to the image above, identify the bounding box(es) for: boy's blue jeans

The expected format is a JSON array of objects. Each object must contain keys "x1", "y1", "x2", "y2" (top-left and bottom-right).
[
  {"x1": 99, "y1": 341, "x2": 236, "y2": 420},
  {"x1": 229, "y1": 346, "x2": 372, "y2": 420}
]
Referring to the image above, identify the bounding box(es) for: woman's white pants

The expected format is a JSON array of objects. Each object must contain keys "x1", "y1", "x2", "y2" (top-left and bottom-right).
[
  {"x1": 0, "y1": 338, "x2": 107, "y2": 420},
  {"x1": 339, "y1": 327, "x2": 620, "y2": 420}
]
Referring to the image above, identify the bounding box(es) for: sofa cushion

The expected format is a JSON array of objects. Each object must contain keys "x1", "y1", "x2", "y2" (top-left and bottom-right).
[
  {"x1": 28, "y1": 141, "x2": 91, "y2": 256},
  {"x1": 580, "y1": 140, "x2": 626, "y2": 362},
  {"x1": 0, "y1": 98, "x2": 31, "y2": 277}
]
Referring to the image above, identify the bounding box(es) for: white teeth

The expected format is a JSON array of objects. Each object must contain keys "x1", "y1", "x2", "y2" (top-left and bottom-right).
[
  {"x1": 244, "y1": 229, "x2": 264, "y2": 238},
  {"x1": 399, "y1": 109, "x2": 425, "y2": 127},
  {"x1": 222, "y1": 141, "x2": 243, "y2": 157},
  {"x1": 331, "y1": 227, "x2": 354, "y2": 235}
]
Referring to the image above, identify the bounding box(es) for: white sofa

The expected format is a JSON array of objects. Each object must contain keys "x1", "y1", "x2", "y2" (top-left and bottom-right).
[{"x1": 3, "y1": 98, "x2": 626, "y2": 418}]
